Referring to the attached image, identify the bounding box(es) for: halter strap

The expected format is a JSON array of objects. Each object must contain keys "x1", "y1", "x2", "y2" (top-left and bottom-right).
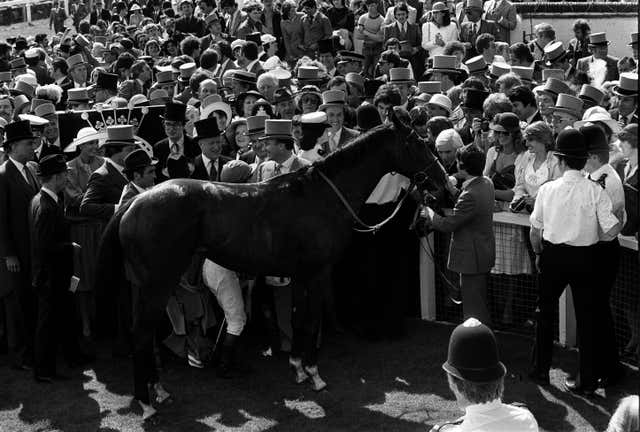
[{"x1": 317, "y1": 169, "x2": 415, "y2": 234}]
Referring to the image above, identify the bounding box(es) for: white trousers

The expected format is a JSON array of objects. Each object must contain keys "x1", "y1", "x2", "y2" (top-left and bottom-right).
[{"x1": 202, "y1": 259, "x2": 246, "y2": 336}]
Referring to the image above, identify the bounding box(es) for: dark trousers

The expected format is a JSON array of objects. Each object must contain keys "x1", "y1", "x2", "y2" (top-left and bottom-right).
[
  {"x1": 532, "y1": 242, "x2": 597, "y2": 386},
  {"x1": 132, "y1": 284, "x2": 160, "y2": 404},
  {"x1": 460, "y1": 273, "x2": 490, "y2": 326},
  {"x1": 34, "y1": 278, "x2": 79, "y2": 377},
  {"x1": 593, "y1": 239, "x2": 620, "y2": 377},
  {"x1": 290, "y1": 268, "x2": 328, "y2": 367},
  {"x1": 0, "y1": 289, "x2": 26, "y2": 367},
  {"x1": 17, "y1": 273, "x2": 37, "y2": 366}
]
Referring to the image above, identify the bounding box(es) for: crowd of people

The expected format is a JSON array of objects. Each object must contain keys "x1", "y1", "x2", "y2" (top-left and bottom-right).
[{"x1": 0, "y1": 0, "x2": 638, "y2": 427}]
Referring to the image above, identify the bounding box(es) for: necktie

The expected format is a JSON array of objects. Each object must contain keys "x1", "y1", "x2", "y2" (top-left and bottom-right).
[
  {"x1": 273, "y1": 163, "x2": 282, "y2": 176},
  {"x1": 24, "y1": 166, "x2": 37, "y2": 190},
  {"x1": 209, "y1": 159, "x2": 218, "y2": 181},
  {"x1": 473, "y1": 22, "x2": 478, "y2": 35}
]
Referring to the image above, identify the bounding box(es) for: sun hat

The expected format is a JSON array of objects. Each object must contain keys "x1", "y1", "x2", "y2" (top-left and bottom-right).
[
  {"x1": 427, "y1": 94, "x2": 452, "y2": 114},
  {"x1": 574, "y1": 106, "x2": 622, "y2": 134},
  {"x1": 65, "y1": 127, "x2": 104, "y2": 152}
]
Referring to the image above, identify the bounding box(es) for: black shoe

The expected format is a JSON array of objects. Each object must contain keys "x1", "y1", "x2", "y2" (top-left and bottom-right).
[
  {"x1": 563, "y1": 378, "x2": 596, "y2": 397},
  {"x1": 527, "y1": 370, "x2": 550, "y2": 386}
]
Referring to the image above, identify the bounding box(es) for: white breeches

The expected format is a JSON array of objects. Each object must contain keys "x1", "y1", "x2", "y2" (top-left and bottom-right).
[{"x1": 202, "y1": 259, "x2": 246, "y2": 336}]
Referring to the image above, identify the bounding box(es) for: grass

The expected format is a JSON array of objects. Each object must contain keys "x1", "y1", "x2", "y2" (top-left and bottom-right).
[{"x1": 0, "y1": 319, "x2": 636, "y2": 432}]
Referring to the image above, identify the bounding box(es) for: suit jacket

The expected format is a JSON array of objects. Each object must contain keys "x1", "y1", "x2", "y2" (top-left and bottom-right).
[
  {"x1": 33, "y1": 65, "x2": 53, "y2": 86},
  {"x1": 191, "y1": 155, "x2": 232, "y2": 181},
  {"x1": 29, "y1": 191, "x2": 73, "y2": 289},
  {"x1": 247, "y1": 60, "x2": 265, "y2": 77},
  {"x1": 89, "y1": 9, "x2": 111, "y2": 24},
  {"x1": 383, "y1": 22, "x2": 421, "y2": 50},
  {"x1": 431, "y1": 176, "x2": 495, "y2": 274},
  {"x1": 215, "y1": 58, "x2": 238, "y2": 79},
  {"x1": 59, "y1": 76, "x2": 74, "y2": 103},
  {"x1": 0, "y1": 159, "x2": 39, "y2": 297},
  {"x1": 261, "y1": 10, "x2": 282, "y2": 40},
  {"x1": 175, "y1": 15, "x2": 206, "y2": 37},
  {"x1": 482, "y1": 0, "x2": 516, "y2": 44},
  {"x1": 64, "y1": 155, "x2": 104, "y2": 214},
  {"x1": 337, "y1": 126, "x2": 359, "y2": 150},
  {"x1": 576, "y1": 55, "x2": 620, "y2": 84},
  {"x1": 459, "y1": 19, "x2": 499, "y2": 60},
  {"x1": 256, "y1": 156, "x2": 310, "y2": 182},
  {"x1": 117, "y1": 79, "x2": 144, "y2": 101},
  {"x1": 609, "y1": 108, "x2": 638, "y2": 126},
  {"x1": 79, "y1": 160, "x2": 127, "y2": 221},
  {"x1": 617, "y1": 160, "x2": 638, "y2": 236},
  {"x1": 226, "y1": 10, "x2": 247, "y2": 38},
  {"x1": 118, "y1": 182, "x2": 142, "y2": 207},
  {"x1": 153, "y1": 134, "x2": 201, "y2": 182}
]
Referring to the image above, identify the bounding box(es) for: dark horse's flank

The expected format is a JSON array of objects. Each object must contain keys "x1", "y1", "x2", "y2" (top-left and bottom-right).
[{"x1": 96, "y1": 115, "x2": 451, "y2": 407}]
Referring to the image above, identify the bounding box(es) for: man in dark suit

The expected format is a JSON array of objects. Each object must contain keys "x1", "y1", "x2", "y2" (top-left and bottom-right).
[
  {"x1": 89, "y1": 0, "x2": 111, "y2": 24},
  {"x1": 191, "y1": 117, "x2": 232, "y2": 181},
  {"x1": 319, "y1": 89, "x2": 359, "y2": 153},
  {"x1": 242, "y1": 41, "x2": 265, "y2": 77},
  {"x1": 175, "y1": 0, "x2": 206, "y2": 37},
  {"x1": 382, "y1": 4, "x2": 423, "y2": 76},
  {"x1": 459, "y1": 0, "x2": 499, "y2": 61},
  {"x1": 154, "y1": 102, "x2": 201, "y2": 182},
  {"x1": 30, "y1": 154, "x2": 86, "y2": 382},
  {"x1": 80, "y1": 126, "x2": 137, "y2": 221},
  {"x1": 609, "y1": 73, "x2": 638, "y2": 126},
  {"x1": 419, "y1": 145, "x2": 495, "y2": 325},
  {"x1": 483, "y1": 0, "x2": 517, "y2": 44},
  {"x1": 0, "y1": 120, "x2": 39, "y2": 371},
  {"x1": 576, "y1": 32, "x2": 619, "y2": 86},
  {"x1": 118, "y1": 149, "x2": 158, "y2": 206}
]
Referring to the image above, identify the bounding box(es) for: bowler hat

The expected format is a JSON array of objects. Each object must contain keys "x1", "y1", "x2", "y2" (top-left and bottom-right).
[
  {"x1": 355, "y1": 104, "x2": 382, "y2": 131},
  {"x1": 220, "y1": 160, "x2": 252, "y2": 183},
  {"x1": 554, "y1": 128, "x2": 587, "y2": 159},
  {"x1": 246, "y1": 115, "x2": 268, "y2": 135},
  {"x1": 580, "y1": 124, "x2": 609, "y2": 153},
  {"x1": 442, "y1": 318, "x2": 506, "y2": 383},
  {"x1": 579, "y1": 84, "x2": 605, "y2": 107},
  {"x1": 551, "y1": 93, "x2": 583, "y2": 118},
  {"x1": 103, "y1": 125, "x2": 141, "y2": 147},
  {"x1": 162, "y1": 101, "x2": 187, "y2": 123},
  {"x1": 123, "y1": 148, "x2": 158, "y2": 173},
  {"x1": 389, "y1": 67, "x2": 414, "y2": 83},
  {"x1": 258, "y1": 119, "x2": 294, "y2": 142},
  {"x1": 543, "y1": 41, "x2": 567, "y2": 66},
  {"x1": 36, "y1": 154, "x2": 68, "y2": 177},
  {"x1": 612, "y1": 72, "x2": 638, "y2": 97},
  {"x1": 588, "y1": 32, "x2": 609, "y2": 46},
  {"x1": 418, "y1": 81, "x2": 441, "y2": 94},
  {"x1": 96, "y1": 71, "x2": 118, "y2": 92},
  {"x1": 319, "y1": 89, "x2": 346, "y2": 110},
  {"x1": 3, "y1": 120, "x2": 36, "y2": 147},
  {"x1": 465, "y1": 56, "x2": 488, "y2": 75}
]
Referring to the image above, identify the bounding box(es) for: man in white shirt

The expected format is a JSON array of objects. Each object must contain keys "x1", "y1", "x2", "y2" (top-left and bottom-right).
[
  {"x1": 581, "y1": 124, "x2": 627, "y2": 388},
  {"x1": 430, "y1": 318, "x2": 539, "y2": 432},
  {"x1": 529, "y1": 128, "x2": 620, "y2": 396}
]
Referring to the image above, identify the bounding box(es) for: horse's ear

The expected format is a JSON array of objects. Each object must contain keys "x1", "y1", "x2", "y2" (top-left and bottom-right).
[{"x1": 389, "y1": 106, "x2": 411, "y2": 137}]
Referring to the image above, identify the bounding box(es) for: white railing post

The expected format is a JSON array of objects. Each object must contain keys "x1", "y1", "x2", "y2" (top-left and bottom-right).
[{"x1": 25, "y1": 0, "x2": 32, "y2": 24}]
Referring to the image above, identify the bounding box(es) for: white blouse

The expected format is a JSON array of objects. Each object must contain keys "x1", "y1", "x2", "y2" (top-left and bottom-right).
[
  {"x1": 421, "y1": 22, "x2": 459, "y2": 57},
  {"x1": 513, "y1": 152, "x2": 561, "y2": 200}
]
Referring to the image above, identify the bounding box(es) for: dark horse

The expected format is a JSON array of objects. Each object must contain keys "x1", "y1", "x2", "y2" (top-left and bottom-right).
[{"x1": 96, "y1": 114, "x2": 451, "y2": 412}]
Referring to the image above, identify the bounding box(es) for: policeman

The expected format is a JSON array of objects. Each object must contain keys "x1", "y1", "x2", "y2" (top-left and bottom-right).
[{"x1": 528, "y1": 128, "x2": 620, "y2": 395}]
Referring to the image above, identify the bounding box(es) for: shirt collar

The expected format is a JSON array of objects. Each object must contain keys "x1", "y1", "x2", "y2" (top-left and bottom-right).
[
  {"x1": 41, "y1": 186, "x2": 59, "y2": 203},
  {"x1": 131, "y1": 181, "x2": 146, "y2": 193},
  {"x1": 169, "y1": 134, "x2": 185, "y2": 148},
  {"x1": 106, "y1": 157, "x2": 125, "y2": 174},
  {"x1": 563, "y1": 169, "x2": 584, "y2": 181},
  {"x1": 464, "y1": 399, "x2": 503, "y2": 415},
  {"x1": 280, "y1": 153, "x2": 296, "y2": 170},
  {"x1": 9, "y1": 156, "x2": 25, "y2": 172}
]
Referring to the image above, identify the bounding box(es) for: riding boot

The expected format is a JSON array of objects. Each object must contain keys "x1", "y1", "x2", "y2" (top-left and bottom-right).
[{"x1": 217, "y1": 334, "x2": 247, "y2": 379}]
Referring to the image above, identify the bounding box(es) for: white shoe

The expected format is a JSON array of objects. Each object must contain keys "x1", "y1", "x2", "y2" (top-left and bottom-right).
[
  {"x1": 289, "y1": 357, "x2": 309, "y2": 384},
  {"x1": 305, "y1": 366, "x2": 327, "y2": 392}
]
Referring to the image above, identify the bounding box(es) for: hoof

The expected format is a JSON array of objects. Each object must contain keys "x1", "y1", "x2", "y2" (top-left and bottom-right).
[
  {"x1": 289, "y1": 357, "x2": 309, "y2": 384},
  {"x1": 305, "y1": 366, "x2": 327, "y2": 392},
  {"x1": 137, "y1": 400, "x2": 158, "y2": 422}
]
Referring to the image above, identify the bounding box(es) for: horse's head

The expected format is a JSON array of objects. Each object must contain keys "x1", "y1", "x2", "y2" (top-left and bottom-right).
[{"x1": 388, "y1": 107, "x2": 453, "y2": 208}]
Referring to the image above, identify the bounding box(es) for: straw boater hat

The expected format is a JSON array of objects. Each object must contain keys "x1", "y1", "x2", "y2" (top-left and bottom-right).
[
  {"x1": 588, "y1": 32, "x2": 610, "y2": 46},
  {"x1": 418, "y1": 81, "x2": 442, "y2": 94},
  {"x1": 66, "y1": 54, "x2": 87, "y2": 70},
  {"x1": 258, "y1": 119, "x2": 294, "y2": 142},
  {"x1": 465, "y1": 56, "x2": 489, "y2": 77},
  {"x1": 541, "y1": 69, "x2": 564, "y2": 82},
  {"x1": 319, "y1": 89, "x2": 346, "y2": 110},
  {"x1": 178, "y1": 62, "x2": 197, "y2": 83},
  {"x1": 246, "y1": 115, "x2": 268, "y2": 136},
  {"x1": 67, "y1": 88, "x2": 91, "y2": 103},
  {"x1": 426, "y1": 55, "x2": 462, "y2": 78},
  {"x1": 551, "y1": 94, "x2": 584, "y2": 118},
  {"x1": 65, "y1": 127, "x2": 104, "y2": 153},
  {"x1": 388, "y1": 67, "x2": 414, "y2": 84},
  {"x1": 427, "y1": 94, "x2": 452, "y2": 114},
  {"x1": 511, "y1": 66, "x2": 534, "y2": 83},
  {"x1": 612, "y1": 72, "x2": 638, "y2": 97},
  {"x1": 543, "y1": 41, "x2": 567, "y2": 66},
  {"x1": 489, "y1": 62, "x2": 511, "y2": 80},
  {"x1": 102, "y1": 125, "x2": 141, "y2": 147},
  {"x1": 232, "y1": 70, "x2": 257, "y2": 85},
  {"x1": 535, "y1": 77, "x2": 571, "y2": 98},
  {"x1": 578, "y1": 84, "x2": 605, "y2": 107}
]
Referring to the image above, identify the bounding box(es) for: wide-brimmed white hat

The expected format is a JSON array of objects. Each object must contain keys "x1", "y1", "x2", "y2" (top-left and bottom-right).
[
  {"x1": 574, "y1": 106, "x2": 622, "y2": 134},
  {"x1": 65, "y1": 127, "x2": 105, "y2": 153}
]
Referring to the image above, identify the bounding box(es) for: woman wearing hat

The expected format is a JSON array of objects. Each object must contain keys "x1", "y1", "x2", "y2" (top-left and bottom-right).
[
  {"x1": 421, "y1": 2, "x2": 459, "y2": 59},
  {"x1": 235, "y1": 90, "x2": 263, "y2": 118},
  {"x1": 297, "y1": 86, "x2": 323, "y2": 115},
  {"x1": 224, "y1": 117, "x2": 251, "y2": 159},
  {"x1": 484, "y1": 112, "x2": 525, "y2": 202},
  {"x1": 297, "y1": 111, "x2": 331, "y2": 163}
]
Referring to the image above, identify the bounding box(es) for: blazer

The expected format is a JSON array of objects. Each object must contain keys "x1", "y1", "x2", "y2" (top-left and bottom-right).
[
  {"x1": 79, "y1": 160, "x2": 128, "y2": 221},
  {"x1": 153, "y1": 134, "x2": 201, "y2": 183},
  {"x1": 29, "y1": 191, "x2": 73, "y2": 289},
  {"x1": 191, "y1": 155, "x2": 232, "y2": 181},
  {"x1": 256, "y1": 156, "x2": 310, "y2": 182},
  {"x1": 0, "y1": 159, "x2": 39, "y2": 297},
  {"x1": 118, "y1": 182, "x2": 142, "y2": 207},
  {"x1": 431, "y1": 176, "x2": 496, "y2": 274},
  {"x1": 609, "y1": 108, "x2": 638, "y2": 126},
  {"x1": 89, "y1": 9, "x2": 111, "y2": 24},
  {"x1": 337, "y1": 126, "x2": 360, "y2": 150},
  {"x1": 247, "y1": 60, "x2": 265, "y2": 77},
  {"x1": 482, "y1": 0, "x2": 516, "y2": 44},
  {"x1": 459, "y1": 19, "x2": 499, "y2": 60},
  {"x1": 383, "y1": 22, "x2": 421, "y2": 49},
  {"x1": 576, "y1": 55, "x2": 620, "y2": 84}
]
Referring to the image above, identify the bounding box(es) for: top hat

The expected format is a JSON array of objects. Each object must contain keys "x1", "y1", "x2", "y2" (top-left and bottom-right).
[
  {"x1": 34, "y1": 103, "x2": 56, "y2": 119},
  {"x1": 179, "y1": 62, "x2": 197, "y2": 82},
  {"x1": 317, "y1": 38, "x2": 335, "y2": 54},
  {"x1": 9, "y1": 57, "x2": 26, "y2": 70},
  {"x1": 418, "y1": 81, "x2": 441, "y2": 94},
  {"x1": 541, "y1": 68, "x2": 564, "y2": 82},
  {"x1": 490, "y1": 62, "x2": 511, "y2": 79},
  {"x1": 0, "y1": 71, "x2": 11, "y2": 82},
  {"x1": 66, "y1": 54, "x2": 86, "y2": 70},
  {"x1": 580, "y1": 124, "x2": 609, "y2": 153},
  {"x1": 195, "y1": 117, "x2": 224, "y2": 140},
  {"x1": 629, "y1": 32, "x2": 638, "y2": 46},
  {"x1": 123, "y1": 148, "x2": 158, "y2": 173},
  {"x1": 578, "y1": 84, "x2": 605, "y2": 106},
  {"x1": 3, "y1": 120, "x2": 36, "y2": 147},
  {"x1": 536, "y1": 77, "x2": 571, "y2": 98},
  {"x1": 442, "y1": 318, "x2": 506, "y2": 383},
  {"x1": 551, "y1": 93, "x2": 583, "y2": 118},
  {"x1": 543, "y1": 41, "x2": 567, "y2": 66},
  {"x1": 96, "y1": 71, "x2": 118, "y2": 92},
  {"x1": 511, "y1": 66, "x2": 534, "y2": 82},
  {"x1": 220, "y1": 160, "x2": 252, "y2": 183},
  {"x1": 465, "y1": 0, "x2": 483, "y2": 9},
  {"x1": 273, "y1": 87, "x2": 294, "y2": 104},
  {"x1": 245, "y1": 32, "x2": 261, "y2": 46},
  {"x1": 345, "y1": 72, "x2": 365, "y2": 88},
  {"x1": 427, "y1": 94, "x2": 452, "y2": 114},
  {"x1": 258, "y1": 119, "x2": 293, "y2": 141},
  {"x1": 156, "y1": 70, "x2": 174, "y2": 85},
  {"x1": 588, "y1": 32, "x2": 609, "y2": 46},
  {"x1": 490, "y1": 112, "x2": 520, "y2": 133},
  {"x1": 232, "y1": 70, "x2": 257, "y2": 85},
  {"x1": 67, "y1": 88, "x2": 91, "y2": 102},
  {"x1": 337, "y1": 50, "x2": 364, "y2": 64},
  {"x1": 364, "y1": 79, "x2": 384, "y2": 99},
  {"x1": 297, "y1": 66, "x2": 321, "y2": 81},
  {"x1": 465, "y1": 55, "x2": 488, "y2": 75},
  {"x1": 461, "y1": 89, "x2": 489, "y2": 111},
  {"x1": 554, "y1": 128, "x2": 587, "y2": 159},
  {"x1": 426, "y1": 55, "x2": 460, "y2": 75},
  {"x1": 389, "y1": 67, "x2": 414, "y2": 83},
  {"x1": 162, "y1": 102, "x2": 187, "y2": 123},
  {"x1": 36, "y1": 154, "x2": 68, "y2": 177},
  {"x1": 246, "y1": 115, "x2": 268, "y2": 135},
  {"x1": 104, "y1": 125, "x2": 141, "y2": 147},
  {"x1": 319, "y1": 90, "x2": 346, "y2": 110},
  {"x1": 204, "y1": 12, "x2": 220, "y2": 26},
  {"x1": 612, "y1": 72, "x2": 638, "y2": 97}
]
